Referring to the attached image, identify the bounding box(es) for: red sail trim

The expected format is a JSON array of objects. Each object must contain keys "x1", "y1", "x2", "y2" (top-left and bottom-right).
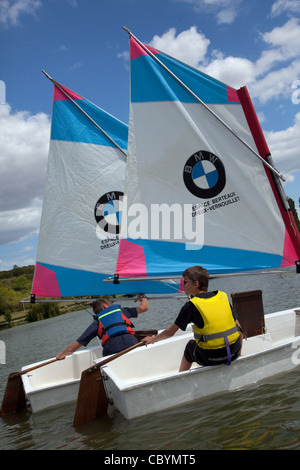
[
  {"x1": 237, "y1": 86, "x2": 300, "y2": 262},
  {"x1": 53, "y1": 82, "x2": 83, "y2": 102},
  {"x1": 130, "y1": 37, "x2": 159, "y2": 60}
]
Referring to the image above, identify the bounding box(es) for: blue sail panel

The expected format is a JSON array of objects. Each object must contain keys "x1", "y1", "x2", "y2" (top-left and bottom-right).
[
  {"x1": 117, "y1": 239, "x2": 283, "y2": 278},
  {"x1": 130, "y1": 44, "x2": 239, "y2": 104},
  {"x1": 33, "y1": 262, "x2": 179, "y2": 297},
  {"x1": 51, "y1": 99, "x2": 128, "y2": 148}
]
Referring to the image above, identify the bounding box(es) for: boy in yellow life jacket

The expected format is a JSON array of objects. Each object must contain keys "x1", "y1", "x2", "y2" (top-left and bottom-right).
[{"x1": 143, "y1": 265, "x2": 242, "y2": 371}]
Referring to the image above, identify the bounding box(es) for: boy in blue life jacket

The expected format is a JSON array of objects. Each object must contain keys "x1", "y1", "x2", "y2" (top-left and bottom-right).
[
  {"x1": 56, "y1": 294, "x2": 148, "y2": 359},
  {"x1": 143, "y1": 266, "x2": 243, "y2": 371}
]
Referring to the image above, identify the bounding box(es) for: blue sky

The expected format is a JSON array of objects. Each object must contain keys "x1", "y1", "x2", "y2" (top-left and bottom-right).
[{"x1": 0, "y1": 0, "x2": 300, "y2": 271}]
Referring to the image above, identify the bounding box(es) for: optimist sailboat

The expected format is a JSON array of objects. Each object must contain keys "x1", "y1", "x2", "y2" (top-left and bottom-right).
[
  {"x1": 5, "y1": 32, "x2": 300, "y2": 420},
  {"x1": 96, "y1": 30, "x2": 300, "y2": 420}
]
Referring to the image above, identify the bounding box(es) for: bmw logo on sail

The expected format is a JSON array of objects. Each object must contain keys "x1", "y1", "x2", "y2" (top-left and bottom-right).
[
  {"x1": 183, "y1": 150, "x2": 226, "y2": 199},
  {"x1": 94, "y1": 191, "x2": 123, "y2": 235}
]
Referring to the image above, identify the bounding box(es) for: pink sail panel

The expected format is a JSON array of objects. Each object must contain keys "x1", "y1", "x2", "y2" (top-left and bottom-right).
[
  {"x1": 115, "y1": 239, "x2": 148, "y2": 277},
  {"x1": 32, "y1": 263, "x2": 61, "y2": 297},
  {"x1": 281, "y1": 229, "x2": 299, "y2": 267},
  {"x1": 227, "y1": 87, "x2": 240, "y2": 103},
  {"x1": 130, "y1": 37, "x2": 159, "y2": 60},
  {"x1": 53, "y1": 83, "x2": 84, "y2": 102}
]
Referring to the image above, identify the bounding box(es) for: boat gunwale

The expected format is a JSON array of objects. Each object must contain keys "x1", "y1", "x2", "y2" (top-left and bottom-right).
[
  {"x1": 103, "y1": 334, "x2": 300, "y2": 393},
  {"x1": 22, "y1": 308, "x2": 300, "y2": 396},
  {"x1": 102, "y1": 309, "x2": 300, "y2": 392}
]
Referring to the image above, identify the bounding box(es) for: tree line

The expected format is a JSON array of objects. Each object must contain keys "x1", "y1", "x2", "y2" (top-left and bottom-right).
[{"x1": 0, "y1": 265, "x2": 60, "y2": 328}]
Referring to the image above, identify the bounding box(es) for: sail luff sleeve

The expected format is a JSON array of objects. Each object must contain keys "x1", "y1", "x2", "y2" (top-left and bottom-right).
[{"x1": 238, "y1": 86, "x2": 300, "y2": 262}]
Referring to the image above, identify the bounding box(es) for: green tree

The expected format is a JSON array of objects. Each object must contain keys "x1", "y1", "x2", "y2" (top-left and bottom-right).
[
  {"x1": 26, "y1": 303, "x2": 60, "y2": 323},
  {"x1": 288, "y1": 197, "x2": 300, "y2": 232},
  {"x1": 0, "y1": 285, "x2": 16, "y2": 327},
  {"x1": 13, "y1": 274, "x2": 31, "y2": 292}
]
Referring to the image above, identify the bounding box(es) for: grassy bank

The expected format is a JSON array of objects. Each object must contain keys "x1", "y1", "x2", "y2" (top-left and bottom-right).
[
  {"x1": 0, "y1": 265, "x2": 92, "y2": 329},
  {"x1": 0, "y1": 265, "x2": 131, "y2": 329}
]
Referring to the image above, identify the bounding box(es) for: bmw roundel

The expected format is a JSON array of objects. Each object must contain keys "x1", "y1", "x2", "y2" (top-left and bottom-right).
[
  {"x1": 94, "y1": 191, "x2": 123, "y2": 234},
  {"x1": 183, "y1": 151, "x2": 226, "y2": 199}
]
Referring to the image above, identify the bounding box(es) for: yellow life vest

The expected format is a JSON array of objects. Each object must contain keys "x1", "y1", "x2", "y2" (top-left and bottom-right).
[{"x1": 191, "y1": 291, "x2": 239, "y2": 350}]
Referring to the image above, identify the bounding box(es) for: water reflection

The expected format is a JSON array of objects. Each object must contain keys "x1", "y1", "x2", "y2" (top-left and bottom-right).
[{"x1": 0, "y1": 270, "x2": 300, "y2": 450}]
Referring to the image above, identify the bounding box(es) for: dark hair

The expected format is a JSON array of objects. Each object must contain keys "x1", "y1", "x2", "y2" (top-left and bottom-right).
[
  {"x1": 92, "y1": 298, "x2": 113, "y2": 315},
  {"x1": 182, "y1": 265, "x2": 209, "y2": 291}
]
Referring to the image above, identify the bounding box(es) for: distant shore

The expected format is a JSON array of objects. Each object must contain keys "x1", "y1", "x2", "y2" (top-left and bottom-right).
[{"x1": 0, "y1": 301, "x2": 86, "y2": 330}]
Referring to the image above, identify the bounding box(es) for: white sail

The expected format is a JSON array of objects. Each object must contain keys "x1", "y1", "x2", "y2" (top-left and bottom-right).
[
  {"x1": 32, "y1": 78, "x2": 176, "y2": 297},
  {"x1": 115, "y1": 33, "x2": 300, "y2": 279}
]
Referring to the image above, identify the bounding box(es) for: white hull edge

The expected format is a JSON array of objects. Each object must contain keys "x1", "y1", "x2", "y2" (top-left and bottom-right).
[
  {"x1": 21, "y1": 327, "x2": 190, "y2": 413},
  {"x1": 102, "y1": 308, "x2": 300, "y2": 419},
  {"x1": 21, "y1": 308, "x2": 300, "y2": 417},
  {"x1": 21, "y1": 345, "x2": 103, "y2": 413}
]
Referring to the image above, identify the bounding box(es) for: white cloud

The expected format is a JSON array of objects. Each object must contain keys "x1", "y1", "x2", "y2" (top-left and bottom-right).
[
  {"x1": 249, "y1": 18, "x2": 300, "y2": 102},
  {"x1": 172, "y1": 0, "x2": 242, "y2": 24},
  {"x1": 0, "y1": 0, "x2": 41, "y2": 26},
  {"x1": 0, "y1": 104, "x2": 50, "y2": 244},
  {"x1": 150, "y1": 26, "x2": 210, "y2": 67},
  {"x1": 145, "y1": 18, "x2": 300, "y2": 103},
  {"x1": 67, "y1": 62, "x2": 83, "y2": 71},
  {"x1": 205, "y1": 55, "x2": 256, "y2": 88},
  {"x1": 0, "y1": 203, "x2": 42, "y2": 245},
  {"x1": 251, "y1": 59, "x2": 300, "y2": 103},
  {"x1": 265, "y1": 111, "x2": 300, "y2": 176},
  {"x1": 270, "y1": 0, "x2": 300, "y2": 17},
  {"x1": 261, "y1": 17, "x2": 300, "y2": 57},
  {"x1": 0, "y1": 243, "x2": 37, "y2": 269}
]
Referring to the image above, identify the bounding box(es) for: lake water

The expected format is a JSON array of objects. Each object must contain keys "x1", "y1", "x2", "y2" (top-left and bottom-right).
[{"x1": 0, "y1": 270, "x2": 300, "y2": 451}]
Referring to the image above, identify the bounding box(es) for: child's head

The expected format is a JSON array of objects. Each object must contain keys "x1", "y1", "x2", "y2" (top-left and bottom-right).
[
  {"x1": 93, "y1": 298, "x2": 113, "y2": 315},
  {"x1": 182, "y1": 265, "x2": 209, "y2": 291}
]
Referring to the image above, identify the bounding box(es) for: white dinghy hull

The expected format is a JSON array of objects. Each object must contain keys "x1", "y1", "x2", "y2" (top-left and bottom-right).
[
  {"x1": 20, "y1": 308, "x2": 300, "y2": 417},
  {"x1": 20, "y1": 328, "x2": 185, "y2": 413},
  {"x1": 101, "y1": 308, "x2": 300, "y2": 420},
  {"x1": 21, "y1": 345, "x2": 103, "y2": 413}
]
